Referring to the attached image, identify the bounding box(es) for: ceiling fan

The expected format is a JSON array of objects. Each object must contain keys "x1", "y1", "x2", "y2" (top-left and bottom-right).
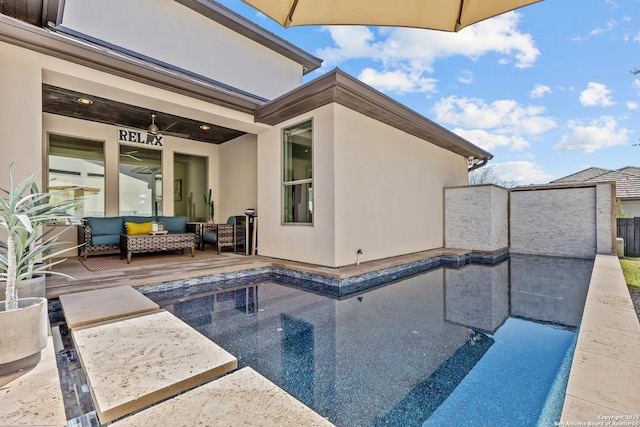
[
  {"x1": 120, "y1": 150, "x2": 141, "y2": 161},
  {"x1": 145, "y1": 113, "x2": 190, "y2": 139}
]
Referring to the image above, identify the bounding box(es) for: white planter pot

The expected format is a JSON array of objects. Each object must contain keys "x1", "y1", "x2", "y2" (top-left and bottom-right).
[
  {"x1": 0, "y1": 297, "x2": 48, "y2": 378},
  {"x1": 0, "y1": 275, "x2": 46, "y2": 302}
]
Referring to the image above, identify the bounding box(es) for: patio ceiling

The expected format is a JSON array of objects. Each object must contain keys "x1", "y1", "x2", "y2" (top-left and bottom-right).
[{"x1": 43, "y1": 85, "x2": 247, "y2": 144}]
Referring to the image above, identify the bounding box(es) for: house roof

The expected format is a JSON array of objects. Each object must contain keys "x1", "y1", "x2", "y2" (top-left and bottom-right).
[
  {"x1": 255, "y1": 69, "x2": 493, "y2": 161},
  {"x1": 552, "y1": 167, "x2": 640, "y2": 199}
]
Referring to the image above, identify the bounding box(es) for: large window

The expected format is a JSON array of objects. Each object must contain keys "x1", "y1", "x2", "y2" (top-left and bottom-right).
[
  {"x1": 48, "y1": 134, "x2": 105, "y2": 219},
  {"x1": 283, "y1": 120, "x2": 313, "y2": 224},
  {"x1": 119, "y1": 145, "x2": 162, "y2": 216}
]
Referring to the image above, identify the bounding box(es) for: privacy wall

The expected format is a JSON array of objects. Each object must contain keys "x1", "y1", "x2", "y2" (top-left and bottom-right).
[
  {"x1": 445, "y1": 182, "x2": 615, "y2": 259},
  {"x1": 444, "y1": 185, "x2": 509, "y2": 252},
  {"x1": 510, "y1": 183, "x2": 615, "y2": 258}
]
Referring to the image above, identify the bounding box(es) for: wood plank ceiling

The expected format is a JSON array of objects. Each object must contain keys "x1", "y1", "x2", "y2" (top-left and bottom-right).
[{"x1": 42, "y1": 85, "x2": 246, "y2": 144}]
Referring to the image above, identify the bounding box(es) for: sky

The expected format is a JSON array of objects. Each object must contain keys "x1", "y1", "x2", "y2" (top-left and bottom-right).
[{"x1": 217, "y1": 0, "x2": 640, "y2": 184}]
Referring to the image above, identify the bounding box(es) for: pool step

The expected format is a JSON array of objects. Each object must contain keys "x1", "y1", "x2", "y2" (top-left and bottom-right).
[
  {"x1": 112, "y1": 366, "x2": 334, "y2": 426},
  {"x1": 71, "y1": 310, "x2": 237, "y2": 423},
  {"x1": 59, "y1": 285, "x2": 160, "y2": 328}
]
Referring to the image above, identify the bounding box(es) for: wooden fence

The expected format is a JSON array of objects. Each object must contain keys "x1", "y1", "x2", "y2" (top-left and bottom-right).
[{"x1": 617, "y1": 217, "x2": 640, "y2": 257}]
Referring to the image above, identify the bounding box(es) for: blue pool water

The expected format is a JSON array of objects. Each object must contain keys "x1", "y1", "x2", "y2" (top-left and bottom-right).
[{"x1": 147, "y1": 254, "x2": 593, "y2": 427}]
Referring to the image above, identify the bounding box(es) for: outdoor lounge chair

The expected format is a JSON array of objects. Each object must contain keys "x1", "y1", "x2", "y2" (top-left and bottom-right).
[{"x1": 201, "y1": 223, "x2": 234, "y2": 254}]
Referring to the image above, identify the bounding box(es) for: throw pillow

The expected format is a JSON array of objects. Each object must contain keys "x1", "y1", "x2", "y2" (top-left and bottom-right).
[{"x1": 125, "y1": 221, "x2": 153, "y2": 235}]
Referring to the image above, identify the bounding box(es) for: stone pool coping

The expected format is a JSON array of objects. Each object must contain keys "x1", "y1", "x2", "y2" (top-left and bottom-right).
[{"x1": 560, "y1": 254, "x2": 640, "y2": 422}]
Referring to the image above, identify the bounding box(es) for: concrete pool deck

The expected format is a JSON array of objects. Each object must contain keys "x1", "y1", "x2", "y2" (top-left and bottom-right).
[
  {"x1": 2, "y1": 252, "x2": 639, "y2": 425},
  {"x1": 560, "y1": 254, "x2": 640, "y2": 423}
]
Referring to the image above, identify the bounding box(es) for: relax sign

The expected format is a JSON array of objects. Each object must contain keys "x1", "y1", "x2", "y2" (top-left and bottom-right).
[{"x1": 118, "y1": 129, "x2": 163, "y2": 147}]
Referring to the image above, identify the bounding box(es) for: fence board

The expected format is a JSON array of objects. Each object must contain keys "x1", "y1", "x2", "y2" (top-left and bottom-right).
[{"x1": 617, "y1": 217, "x2": 640, "y2": 257}]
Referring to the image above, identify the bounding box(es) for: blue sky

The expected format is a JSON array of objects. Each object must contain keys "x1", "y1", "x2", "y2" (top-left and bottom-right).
[{"x1": 220, "y1": 0, "x2": 640, "y2": 184}]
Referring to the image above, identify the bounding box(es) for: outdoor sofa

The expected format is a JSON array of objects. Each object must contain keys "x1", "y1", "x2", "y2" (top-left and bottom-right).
[{"x1": 78, "y1": 215, "x2": 191, "y2": 259}]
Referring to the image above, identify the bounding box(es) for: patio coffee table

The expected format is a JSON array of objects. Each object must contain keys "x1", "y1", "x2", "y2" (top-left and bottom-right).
[{"x1": 120, "y1": 233, "x2": 195, "y2": 263}]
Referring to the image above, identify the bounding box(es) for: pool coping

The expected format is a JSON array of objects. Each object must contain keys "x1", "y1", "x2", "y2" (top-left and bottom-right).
[{"x1": 560, "y1": 254, "x2": 640, "y2": 422}]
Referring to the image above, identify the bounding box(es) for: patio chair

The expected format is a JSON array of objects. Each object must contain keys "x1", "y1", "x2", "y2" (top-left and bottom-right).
[{"x1": 201, "y1": 224, "x2": 234, "y2": 254}]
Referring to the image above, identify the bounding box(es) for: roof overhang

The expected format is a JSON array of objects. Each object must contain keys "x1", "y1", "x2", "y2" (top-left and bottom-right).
[
  {"x1": 255, "y1": 69, "x2": 493, "y2": 161},
  {"x1": 0, "y1": 13, "x2": 264, "y2": 114}
]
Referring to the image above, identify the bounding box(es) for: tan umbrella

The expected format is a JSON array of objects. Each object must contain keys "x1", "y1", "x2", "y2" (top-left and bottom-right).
[{"x1": 241, "y1": 0, "x2": 542, "y2": 32}]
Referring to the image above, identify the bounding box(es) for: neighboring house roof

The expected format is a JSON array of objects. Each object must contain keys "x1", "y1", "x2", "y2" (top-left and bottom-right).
[
  {"x1": 255, "y1": 69, "x2": 493, "y2": 161},
  {"x1": 552, "y1": 167, "x2": 640, "y2": 200},
  {"x1": 551, "y1": 167, "x2": 611, "y2": 183}
]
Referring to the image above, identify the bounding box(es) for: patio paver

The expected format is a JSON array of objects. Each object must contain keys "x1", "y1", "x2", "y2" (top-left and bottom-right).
[
  {"x1": 59, "y1": 285, "x2": 159, "y2": 328},
  {"x1": 72, "y1": 310, "x2": 237, "y2": 424},
  {"x1": 0, "y1": 337, "x2": 66, "y2": 427},
  {"x1": 112, "y1": 366, "x2": 334, "y2": 427}
]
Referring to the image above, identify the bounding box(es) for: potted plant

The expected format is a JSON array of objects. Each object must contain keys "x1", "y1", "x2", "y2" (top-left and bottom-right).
[
  {"x1": 204, "y1": 188, "x2": 214, "y2": 223},
  {"x1": 0, "y1": 165, "x2": 75, "y2": 381}
]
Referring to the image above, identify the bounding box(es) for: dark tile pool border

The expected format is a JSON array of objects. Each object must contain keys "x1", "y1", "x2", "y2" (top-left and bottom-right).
[
  {"x1": 48, "y1": 250, "x2": 509, "y2": 318},
  {"x1": 136, "y1": 249, "x2": 510, "y2": 300}
]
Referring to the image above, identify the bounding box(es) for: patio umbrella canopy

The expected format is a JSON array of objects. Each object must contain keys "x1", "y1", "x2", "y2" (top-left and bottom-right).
[{"x1": 241, "y1": 0, "x2": 543, "y2": 32}]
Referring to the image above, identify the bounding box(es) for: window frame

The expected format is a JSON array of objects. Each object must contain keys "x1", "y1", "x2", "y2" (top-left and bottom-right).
[{"x1": 282, "y1": 119, "x2": 313, "y2": 225}]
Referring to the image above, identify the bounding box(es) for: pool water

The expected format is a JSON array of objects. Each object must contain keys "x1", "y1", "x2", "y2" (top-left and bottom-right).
[{"x1": 149, "y1": 254, "x2": 593, "y2": 427}]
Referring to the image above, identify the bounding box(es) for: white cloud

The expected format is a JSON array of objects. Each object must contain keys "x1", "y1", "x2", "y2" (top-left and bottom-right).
[
  {"x1": 457, "y1": 70, "x2": 474, "y2": 85},
  {"x1": 451, "y1": 128, "x2": 529, "y2": 151},
  {"x1": 358, "y1": 68, "x2": 437, "y2": 94},
  {"x1": 590, "y1": 20, "x2": 617, "y2": 36},
  {"x1": 530, "y1": 84, "x2": 552, "y2": 98},
  {"x1": 316, "y1": 12, "x2": 540, "y2": 94},
  {"x1": 634, "y1": 79, "x2": 640, "y2": 94},
  {"x1": 485, "y1": 161, "x2": 553, "y2": 184},
  {"x1": 432, "y1": 96, "x2": 556, "y2": 151},
  {"x1": 579, "y1": 82, "x2": 615, "y2": 107},
  {"x1": 627, "y1": 101, "x2": 639, "y2": 110},
  {"x1": 574, "y1": 19, "x2": 618, "y2": 41},
  {"x1": 554, "y1": 116, "x2": 631, "y2": 153}
]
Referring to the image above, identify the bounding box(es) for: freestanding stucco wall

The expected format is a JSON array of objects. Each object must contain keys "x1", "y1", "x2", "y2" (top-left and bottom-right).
[
  {"x1": 444, "y1": 185, "x2": 509, "y2": 251},
  {"x1": 510, "y1": 183, "x2": 615, "y2": 258}
]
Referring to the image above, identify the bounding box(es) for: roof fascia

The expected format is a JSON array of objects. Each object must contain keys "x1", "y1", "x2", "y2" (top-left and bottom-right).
[
  {"x1": 174, "y1": 0, "x2": 322, "y2": 74},
  {"x1": 255, "y1": 69, "x2": 493, "y2": 160},
  {"x1": 0, "y1": 14, "x2": 262, "y2": 114}
]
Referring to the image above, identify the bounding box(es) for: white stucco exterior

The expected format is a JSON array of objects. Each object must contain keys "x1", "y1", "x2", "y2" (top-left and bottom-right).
[
  {"x1": 60, "y1": 0, "x2": 303, "y2": 100},
  {"x1": 257, "y1": 104, "x2": 469, "y2": 267}
]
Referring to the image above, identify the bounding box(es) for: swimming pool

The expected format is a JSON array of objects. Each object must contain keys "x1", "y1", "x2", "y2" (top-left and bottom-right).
[{"x1": 148, "y1": 254, "x2": 593, "y2": 426}]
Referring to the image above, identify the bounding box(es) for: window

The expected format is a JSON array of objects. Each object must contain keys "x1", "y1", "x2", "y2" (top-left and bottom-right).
[
  {"x1": 48, "y1": 134, "x2": 105, "y2": 219},
  {"x1": 119, "y1": 145, "x2": 162, "y2": 216},
  {"x1": 283, "y1": 120, "x2": 313, "y2": 224}
]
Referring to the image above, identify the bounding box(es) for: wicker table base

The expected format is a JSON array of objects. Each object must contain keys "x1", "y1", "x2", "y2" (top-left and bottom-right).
[{"x1": 120, "y1": 233, "x2": 196, "y2": 264}]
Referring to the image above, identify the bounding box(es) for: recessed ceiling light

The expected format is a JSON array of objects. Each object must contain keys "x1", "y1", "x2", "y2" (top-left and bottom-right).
[
  {"x1": 77, "y1": 97, "x2": 93, "y2": 105},
  {"x1": 199, "y1": 124, "x2": 211, "y2": 131}
]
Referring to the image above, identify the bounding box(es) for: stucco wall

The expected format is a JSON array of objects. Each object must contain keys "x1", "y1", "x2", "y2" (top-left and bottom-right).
[
  {"x1": 333, "y1": 105, "x2": 468, "y2": 266},
  {"x1": 257, "y1": 103, "x2": 469, "y2": 267},
  {"x1": 621, "y1": 199, "x2": 640, "y2": 217},
  {"x1": 510, "y1": 184, "x2": 614, "y2": 258},
  {"x1": 256, "y1": 105, "x2": 337, "y2": 267},
  {"x1": 61, "y1": 0, "x2": 303, "y2": 99},
  {"x1": 444, "y1": 185, "x2": 509, "y2": 251},
  {"x1": 218, "y1": 135, "x2": 258, "y2": 221}
]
